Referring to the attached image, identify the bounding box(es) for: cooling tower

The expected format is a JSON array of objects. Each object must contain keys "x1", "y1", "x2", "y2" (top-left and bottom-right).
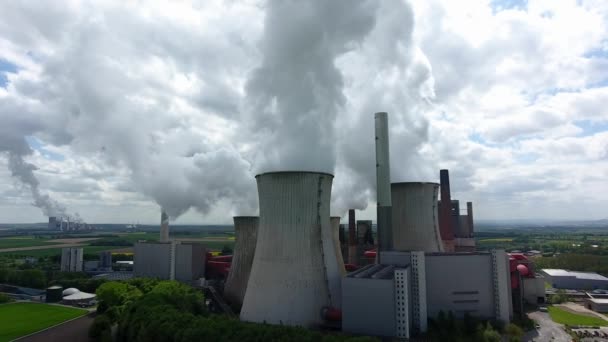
[
  {"x1": 160, "y1": 210, "x2": 169, "y2": 242},
  {"x1": 240, "y1": 171, "x2": 339, "y2": 327},
  {"x1": 439, "y1": 169, "x2": 455, "y2": 251},
  {"x1": 224, "y1": 216, "x2": 258, "y2": 310},
  {"x1": 391, "y1": 182, "x2": 444, "y2": 252},
  {"x1": 375, "y1": 112, "x2": 393, "y2": 259},
  {"x1": 330, "y1": 216, "x2": 346, "y2": 277}
]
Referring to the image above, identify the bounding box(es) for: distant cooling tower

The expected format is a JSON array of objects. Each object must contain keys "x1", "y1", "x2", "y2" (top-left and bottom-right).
[
  {"x1": 330, "y1": 216, "x2": 346, "y2": 277},
  {"x1": 240, "y1": 172, "x2": 339, "y2": 327},
  {"x1": 224, "y1": 216, "x2": 258, "y2": 309},
  {"x1": 160, "y1": 210, "x2": 169, "y2": 243},
  {"x1": 391, "y1": 182, "x2": 444, "y2": 252}
]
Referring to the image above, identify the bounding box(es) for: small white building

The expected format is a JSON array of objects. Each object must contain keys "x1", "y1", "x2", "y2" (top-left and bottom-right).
[
  {"x1": 586, "y1": 297, "x2": 608, "y2": 313},
  {"x1": 541, "y1": 269, "x2": 608, "y2": 290}
]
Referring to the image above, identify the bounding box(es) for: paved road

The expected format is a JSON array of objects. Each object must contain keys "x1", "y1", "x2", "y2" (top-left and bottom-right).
[
  {"x1": 15, "y1": 312, "x2": 96, "y2": 342},
  {"x1": 524, "y1": 311, "x2": 572, "y2": 342}
]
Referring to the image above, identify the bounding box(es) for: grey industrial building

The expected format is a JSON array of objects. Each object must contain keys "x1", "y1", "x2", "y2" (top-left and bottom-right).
[
  {"x1": 343, "y1": 250, "x2": 512, "y2": 339},
  {"x1": 134, "y1": 241, "x2": 206, "y2": 283},
  {"x1": 541, "y1": 269, "x2": 608, "y2": 290},
  {"x1": 60, "y1": 247, "x2": 83, "y2": 272}
]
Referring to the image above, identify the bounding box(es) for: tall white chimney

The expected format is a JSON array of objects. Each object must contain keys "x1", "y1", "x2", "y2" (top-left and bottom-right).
[
  {"x1": 160, "y1": 210, "x2": 169, "y2": 243},
  {"x1": 375, "y1": 112, "x2": 393, "y2": 261}
]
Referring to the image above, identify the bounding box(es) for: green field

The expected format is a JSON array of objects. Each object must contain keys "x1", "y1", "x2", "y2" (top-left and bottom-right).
[
  {"x1": 0, "y1": 238, "x2": 61, "y2": 249},
  {"x1": 548, "y1": 306, "x2": 608, "y2": 326},
  {"x1": 477, "y1": 238, "x2": 514, "y2": 243},
  {"x1": 0, "y1": 245, "x2": 128, "y2": 258},
  {"x1": 0, "y1": 302, "x2": 87, "y2": 341}
]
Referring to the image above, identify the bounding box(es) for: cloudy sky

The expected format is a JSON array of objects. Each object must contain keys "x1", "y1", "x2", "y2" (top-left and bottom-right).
[{"x1": 1, "y1": 0, "x2": 607, "y2": 224}]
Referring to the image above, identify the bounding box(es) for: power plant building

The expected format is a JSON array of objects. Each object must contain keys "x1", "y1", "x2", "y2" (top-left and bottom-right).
[
  {"x1": 61, "y1": 248, "x2": 83, "y2": 272},
  {"x1": 343, "y1": 250, "x2": 512, "y2": 339},
  {"x1": 224, "y1": 216, "x2": 259, "y2": 309},
  {"x1": 240, "y1": 171, "x2": 341, "y2": 327},
  {"x1": 134, "y1": 241, "x2": 205, "y2": 283},
  {"x1": 541, "y1": 269, "x2": 608, "y2": 290}
]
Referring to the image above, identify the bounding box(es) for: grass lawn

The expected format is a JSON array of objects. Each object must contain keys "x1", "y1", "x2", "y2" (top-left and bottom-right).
[
  {"x1": 0, "y1": 302, "x2": 87, "y2": 342},
  {"x1": 548, "y1": 306, "x2": 608, "y2": 326}
]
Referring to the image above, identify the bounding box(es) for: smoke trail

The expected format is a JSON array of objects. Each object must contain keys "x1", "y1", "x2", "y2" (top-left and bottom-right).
[{"x1": 2, "y1": 137, "x2": 67, "y2": 218}]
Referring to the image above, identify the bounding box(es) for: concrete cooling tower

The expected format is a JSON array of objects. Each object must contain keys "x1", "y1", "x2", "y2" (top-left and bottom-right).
[
  {"x1": 391, "y1": 182, "x2": 444, "y2": 252},
  {"x1": 330, "y1": 216, "x2": 346, "y2": 279},
  {"x1": 223, "y1": 216, "x2": 258, "y2": 310},
  {"x1": 240, "y1": 171, "x2": 340, "y2": 327}
]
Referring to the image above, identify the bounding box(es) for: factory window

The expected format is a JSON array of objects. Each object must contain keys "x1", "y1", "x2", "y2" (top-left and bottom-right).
[
  {"x1": 453, "y1": 299, "x2": 479, "y2": 304},
  {"x1": 453, "y1": 291, "x2": 479, "y2": 295}
]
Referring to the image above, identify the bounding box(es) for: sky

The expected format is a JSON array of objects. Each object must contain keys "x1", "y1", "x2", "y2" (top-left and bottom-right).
[{"x1": 1, "y1": 0, "x2": 608, "y2": 224}]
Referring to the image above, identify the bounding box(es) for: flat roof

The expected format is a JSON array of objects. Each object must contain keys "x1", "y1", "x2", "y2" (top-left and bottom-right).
[
  {"x1": 542, "y1": 269, "x2": 608, "y2": 281},
  {"x1": 589, "y1": 298, "x2": 608, "y2": 304}
]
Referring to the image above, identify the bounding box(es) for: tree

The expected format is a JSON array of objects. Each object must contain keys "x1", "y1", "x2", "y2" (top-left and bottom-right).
[
  {"x1": 96, "y1": 282, "x2": 142, "y2": 317},
  {"x1": 504, "y1": 323, "x2": 523, "y2": 342}
]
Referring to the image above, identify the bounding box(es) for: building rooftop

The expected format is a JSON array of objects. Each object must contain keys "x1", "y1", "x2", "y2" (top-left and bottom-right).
[
  {"x1": 588, "y1": 298, "x2": 608, "y2": 304},
  {"x1": 542, "y1": 269, "x2": 608, "y2": 281},
  {"x1": 346, "y1": 264, "x2": 399, "y2": 280}
]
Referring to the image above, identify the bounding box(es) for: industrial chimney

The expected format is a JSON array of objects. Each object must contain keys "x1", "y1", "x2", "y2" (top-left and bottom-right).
[
  {"x1": 439, "y1": 169, "x2": 455, "y2": 252},
  {"x1": 160, "y1": 210, "x2": 169, "y2": 243},
  {"x1": 391, "y1": 182, "x2": 444, "y2": 252},
  {"x1": 467, "y1": 202, "x2": 474, "y2": 237},
  {"x1": 348, "y1": 209, "x2": 357, "y2": 265},
  {"x1": 224, "y1": 216, "x2": 258, "y2": 309},
  {"x1": 240, "y1": 172, "x2": 339, "y2": 327},
  {"x1": 375, "y1": 112, "x2": 393, "y2": 261}
]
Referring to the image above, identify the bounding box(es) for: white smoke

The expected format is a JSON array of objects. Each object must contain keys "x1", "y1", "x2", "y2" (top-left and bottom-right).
[
  {"x1": 245, "y1": 0, "x2": 379, "y2": 174},
  {"x1": 0, "y1": 0, "x2": 436, "y2": 221},
  {"x1": 1, "y1": 136, "x2": 67, "y2": 218}
]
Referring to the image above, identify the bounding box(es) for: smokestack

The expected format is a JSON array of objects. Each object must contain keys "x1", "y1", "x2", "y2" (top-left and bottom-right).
[
  {"x1": 240, "y1": 171, "x2": 339, "y2": 327},
  {"x1": 391, "y1": 182, "x2": 444, "y2": 252},
  {"x1": 439, "y1": 169, "x2": 455, "y2": 251},
  {"x1": 224, "y1": 216, "x2": 258, "y2": 309},
  {"x1": 160, "y1": 210, "x2": 169, "y2": 243},
  {"x1": 467, "y1": 202, "x2": 474, "y2": 238},
  {"x1": 348, "y1": 209, "x2": 357, "y2": 265},
  {"x1": 374, "y1": 112, "x2": 393, "y2": 261}
]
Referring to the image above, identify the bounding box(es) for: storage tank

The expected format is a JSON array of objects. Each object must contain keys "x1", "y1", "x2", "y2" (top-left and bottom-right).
[
  {"x1": 391, "y1": 182, "x2": 444, "y2": 252},
  {"x1": 223, "y1": 216, "x2": 259, "y2": 310},
  {"x1": 240, "y1": 171, "x2": 337, "y2": 327},
  {"x1": 46, "y1": 285, "x2": 63, "y2": 303}
]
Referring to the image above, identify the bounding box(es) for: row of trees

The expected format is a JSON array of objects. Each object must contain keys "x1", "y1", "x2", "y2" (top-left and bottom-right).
[
  {"x1": 92, "y1": 279, "x2": 377, "y2": 342},
  {"x1": 0, "y1": 267, "x2": 108, "y2": 292}
]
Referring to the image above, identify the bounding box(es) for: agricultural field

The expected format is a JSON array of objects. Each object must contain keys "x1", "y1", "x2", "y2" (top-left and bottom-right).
[
  {"x1": 0, "y1": 302, "x2": 87, "y2": 342},
  {"x1": 0, "y1": 237, "x2": 61, "y2": 249},
  {"x1": 547, "y1": 306, "x2": 608, "y2": 327}
]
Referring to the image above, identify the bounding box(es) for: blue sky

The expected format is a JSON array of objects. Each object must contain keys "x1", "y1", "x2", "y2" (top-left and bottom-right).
[{"x1": 0, "y1": 58, "x2": 17, "y2": 87}]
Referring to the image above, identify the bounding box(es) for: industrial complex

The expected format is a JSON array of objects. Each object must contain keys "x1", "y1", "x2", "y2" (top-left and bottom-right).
[{"x1": 119, "y1": 111, "x2": 551, "y2": 339}]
